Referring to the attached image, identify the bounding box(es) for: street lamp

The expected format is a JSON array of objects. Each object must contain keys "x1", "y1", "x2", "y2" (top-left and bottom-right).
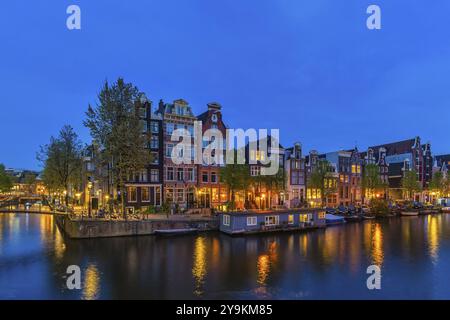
[{"x1": 87, "y1": 181, "x2": 93, "y2": 218}]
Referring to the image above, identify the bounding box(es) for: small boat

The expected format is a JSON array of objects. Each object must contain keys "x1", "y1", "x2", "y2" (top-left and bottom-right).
[
  {"x1": 344, "y1": 215, "x2": 362, "y2": 222},
  {"x1": 154, "y1": 228, "x2": 198, "y2": 236},
  {"x1": 400, "y1": 211, "x2": 419, "y2": 216},
  {"x1": 420, "y1": 209, "x2": 436, "y2": 215},
  {"x1": 362, "y1": 215, "x2": 375, "y2": 220},
  {"x1": 326, "y1": 214, "x2": 346, "y2": 225}
]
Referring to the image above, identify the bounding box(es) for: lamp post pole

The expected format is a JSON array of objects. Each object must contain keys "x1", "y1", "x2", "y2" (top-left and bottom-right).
[{"x1": 87, "y1": 182, "x2": 92, "y2": 218}]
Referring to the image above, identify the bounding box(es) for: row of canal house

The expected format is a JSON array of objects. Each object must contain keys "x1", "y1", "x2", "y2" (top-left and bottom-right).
[
  {"x1": 81, "y1": 94, "x2": 443, "y2": 212},
  {"x1": 124, "y1": 97, "x2": 230, "y2": 212},
  {"x1": 121, "y1": 131, "x2": 439, "y2": 211}
]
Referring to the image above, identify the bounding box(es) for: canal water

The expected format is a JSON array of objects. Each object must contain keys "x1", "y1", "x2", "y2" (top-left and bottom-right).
[{"x1": 1, "y1": 213, "x2": 450, "y2": 299}]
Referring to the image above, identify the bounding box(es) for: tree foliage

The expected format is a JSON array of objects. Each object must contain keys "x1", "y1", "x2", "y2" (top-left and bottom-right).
[
  {"x1": 308, "y1": 159, "x2": 337, "y2": 206},
  {"x1": 401, "y1": 169, "x2": 422, "y2": 200},
  {"x1": 362, "y1": 163, "x2": 386, "y2": 199},
  {"x1": 37, "y1": 125, "x2": 83, "y2": 204},
  {"x1": 219, "y1": 162, "x2": 251, "y2": 208},
  {"x1": 84, "y1": 78, "x2": 151, "y2": 215},
  {"x1": 0, "y1": 164, "x2": 13, "y2": 193}
]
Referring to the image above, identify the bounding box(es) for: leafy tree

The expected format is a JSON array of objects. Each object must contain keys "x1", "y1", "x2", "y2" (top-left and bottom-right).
[
  {"x1": 23, "y1": 172, "x2": 37, "y2": 194},
  {"x1": 84, "y1": 78, "x2": 151, "y2": 217},
  {"x1": 219, "y1": 162, "x2": 251, "y2": 209},
  {"x1": 37, "y1": 125, "x2": 83, "y2": 205},
  {"x1": 260, "y1": 167, "x2": 286, "y2": 208},
  {"x1": 429, "y1": 171, "x2": 445, "y2": 195},
  {"x1": 308, "y1": 159, "x2": 337, "y2": 206},
  {"x1": 362, "y1": 163, "x2": 386, "y2": 200},
  {"x1": 0, "y1": 164, "x2": 13, "y2": 193},
  {"x1": 401, "y1": 169, "x2": 422, "y2": 200}
]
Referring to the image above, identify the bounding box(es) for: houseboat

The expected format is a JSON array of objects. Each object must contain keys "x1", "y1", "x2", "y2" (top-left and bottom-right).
[{"x1": 219, "y1": 209, "x2": 326, "y2": 235}]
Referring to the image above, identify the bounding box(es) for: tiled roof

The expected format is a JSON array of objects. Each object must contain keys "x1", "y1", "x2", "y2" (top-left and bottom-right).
[{"x1": 369, "y1": 138, "x2": 416, "y2": 157}]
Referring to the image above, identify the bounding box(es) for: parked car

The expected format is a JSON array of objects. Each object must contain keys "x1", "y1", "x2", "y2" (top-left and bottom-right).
[{"x1": 326, "y1": 207, "x2": 337, "y2": 215}]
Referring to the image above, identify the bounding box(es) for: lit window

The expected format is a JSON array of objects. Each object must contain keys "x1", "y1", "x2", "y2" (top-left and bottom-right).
[
  {"x1": 264, "y1": 215, "x2": 279, "y2": 226},
  {"x1": 176, "y1": 188, "x2": 184, "y2": 202},
  {"x1": 288, "y1": 214, "x2": 294, "y2": 225},
  {"x1": 128, "y1": 187, "x2": 137, "y2": 202},
  {"x1": 300, "y1": 214, "x2": 308, "y2": 223},
  {"x1": 165, "y1": 188, "x2": 174, "y2": 202},
  {"x1": 141, "y1": 187, "x2": 150, "y2": 202}
]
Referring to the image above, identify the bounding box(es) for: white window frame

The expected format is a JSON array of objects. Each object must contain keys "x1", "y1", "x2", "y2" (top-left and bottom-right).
[
  {"x1": 150, "y1": 169, "x2": 159, "y2": 182},
  {"x1": 223, "y1": 214, "x2": 230, "y2": 226},
  {"x1": 141, "y1": 187, "x2": 150, "y2": 202},
  {"x1": 264, "y1": 215, "x2": 279, "y2": 226},
  {"x1": 128, "y1": 187, "x2": 137, "y2": 203},
  {"x1": 247, "y1": 216, "x2": 257, "y2": 226}
]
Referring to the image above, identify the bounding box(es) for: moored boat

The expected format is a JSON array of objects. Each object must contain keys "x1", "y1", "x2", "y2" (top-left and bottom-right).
[
  {"x1": 344, "y1": 215, "x2": 362, "y2": 222},
  {"x1": 326, "y1": 214, "x2": 345, "y2": 225},
  {"x1": 362, "y1": 215, "x2": 375, "y2": 220},
  {"x1": 401, "y1": 211, "x2": 419, "y2": 216},
  {"x1": 154, "y1": 228, "x2": 198, "y2": 236}
]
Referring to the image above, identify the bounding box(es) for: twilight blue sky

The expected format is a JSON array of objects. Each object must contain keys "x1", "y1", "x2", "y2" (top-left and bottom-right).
[{"x1": 1, "y1": 1, "x2": 449, "y2": 170}]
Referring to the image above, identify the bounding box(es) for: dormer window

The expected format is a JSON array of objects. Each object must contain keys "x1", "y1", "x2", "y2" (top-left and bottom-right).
[{"x1": 175, "y1": 105, "x2": 184, "y2": 115}]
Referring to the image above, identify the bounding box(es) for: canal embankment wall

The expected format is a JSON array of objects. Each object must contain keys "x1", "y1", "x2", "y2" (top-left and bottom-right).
[{"x1": 55, "y1": 213, "x2": 219, "y2": 239}]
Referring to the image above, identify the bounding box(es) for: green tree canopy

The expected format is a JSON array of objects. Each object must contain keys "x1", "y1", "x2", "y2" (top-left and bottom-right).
[
  {"x1": 308, "y1": 159, "x2": 336, "y2": 206},
  {"x1": 362, "y1": 163, "x2": 386, "y2": 199},
  {"x1": 37, "y1": 125, "x2": 83, "y2": 204},
  {"x1": 429, "y1": 171, "x2": 445, "y2": 195},
  {"x1": 219, "y1": 162, "x2": 251, "y2": 209},
  {"x1": 0, "y1": 164, "x2": 13, "y2": 193},
  {"x1": 84, "y1": 78, "x2": 151, "y2": 216},
  {"x1": 401, "y1": 169, "x2": 422, "y2": 200}
]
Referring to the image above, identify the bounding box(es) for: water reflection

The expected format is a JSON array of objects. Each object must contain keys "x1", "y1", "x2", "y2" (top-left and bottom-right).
[
  {"x1": 40, "y1": 214, "x2": 54, "y2": 243},
  {"x1": 256, "y1": 240, "x2": 278, "y2": 286},
  {"x1": 371, "y1": 223, "x2": 384, "y2": 267},
  {"x1": 3, "y1": 213, "x2": 450, "y2": 299},
  {"x1": 192, "y1": 236, "x2": 207, "y2": 296},
  {"x1": 427, "y1": 215, "x2": 439, "y2": 264},
  {"x1": 54, "y1": 228, "x2": 65, "y2": 261},
  {"x1": 83, "y1": 264, "x2": 100, "y2": 300}
]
